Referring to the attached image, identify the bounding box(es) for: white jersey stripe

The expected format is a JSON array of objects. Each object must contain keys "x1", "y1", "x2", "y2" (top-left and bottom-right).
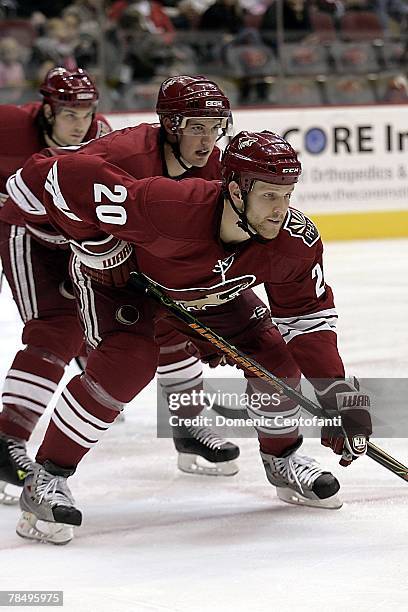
[
  {"x1": 273, "y1": 308, "x2": 338, "y2": 344},
  {"x1": 45, "y1": 161, "x2": 82, "y2": 222},
  {"x1": 9, "y1": 226, "x2": 36, "y2": 321},
  {"x1": 6, "y1": 170, "x2": 47, "y2": 215},
  {"x1": 157, "y1": 355, "x2": 199, "y2": 374},
  {"x1": 63, "y1": 388, "x2": 112, "y2": 429},
  {"x1": 272, "y1": 308, "x2": 338, "y2": 324},
  {"x1": 159, "y1": 374, "x2": 202, "y2": 393},
  {"x1": 6, "y1": 369, "x2": 58, "y2": 391},
  {"x1": 51, "y1": 392, "x2": 111, "y2": 448},
  {"x1": 71, "y1": 255, "x2": 102, "y2": 348},
  {"x1": 25, "y1": 232, "x2": 38, "y2": 318},
  {"x1": 3, "y1": 377, "x2": 55, "y2": 410},
  {"x1": 9, "y1": 226, "x2": 27, "y2": 320},
  {"x1": 51, "y1": 411, "x2": 96, "y2": 449},
  {"x1": 158, "y1": 360, "x2": 202, "y2": 381},
  {"x1": 1, "y1": 395, "x2": 46, "y2": 416}
]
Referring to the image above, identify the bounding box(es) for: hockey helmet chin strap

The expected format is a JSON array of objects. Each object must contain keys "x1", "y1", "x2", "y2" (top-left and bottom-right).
[
  {"x1": 169, "y1": 136, "x2": 193, "y2": 172},
  {"x1": 45, "y1": 132, "x2": 69, "y2": 147},
  {"x1": 225, "y1": 183, "x2": 270, "y2": 245}
]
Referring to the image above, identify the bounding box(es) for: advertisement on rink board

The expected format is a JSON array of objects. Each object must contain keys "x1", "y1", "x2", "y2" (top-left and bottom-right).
[{"x1": 107, "y1": 105, "x2": 408, "y2": 240}]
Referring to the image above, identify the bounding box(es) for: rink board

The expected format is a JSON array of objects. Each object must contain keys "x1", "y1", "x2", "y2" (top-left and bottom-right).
[{"x1": 107, "y1": 105, "x2": 408, "y2": 241}]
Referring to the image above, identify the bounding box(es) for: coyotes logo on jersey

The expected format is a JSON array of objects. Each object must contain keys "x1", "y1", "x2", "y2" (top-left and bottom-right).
[{"x1": 146, "y1": 274, "x2": 257, "y2": 311}]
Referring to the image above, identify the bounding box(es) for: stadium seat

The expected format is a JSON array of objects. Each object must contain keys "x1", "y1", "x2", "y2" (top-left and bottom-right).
[
  {"x1": 339, "y1": 11, "x2": 383, "y2": 42},
  {"x1": 325, "y1": 76, "x2": 376, "y2": 104},
  {"x1": 282, "y1": 43, "x2": 330, "y2": 76},
  {"x1": 310, "y1": 9, "x2": 337, "y2": 42},
  {"x1": 274, "y1": 78, "x2": 323, "y2": 106},
  {"x1": 330, "y1": 41, "x2": 380, "y2": 74},
  {"x1": 223, "y1": 42, "x2": 279, "y2": 79},
  {"x1": 381, "y1": 41, "x2": 406, "y2": 71}
]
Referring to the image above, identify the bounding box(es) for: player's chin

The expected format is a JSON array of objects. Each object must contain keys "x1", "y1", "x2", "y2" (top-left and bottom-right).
[
  {"x1": 257, "y1": 224, "x2": 280, "y2": 240},
  {"x1": 191, "y1": 154, "x2": 210, "y2": 167},
  {"x1": 69, "y1": 134, "x2": 85, "y2": 144}
]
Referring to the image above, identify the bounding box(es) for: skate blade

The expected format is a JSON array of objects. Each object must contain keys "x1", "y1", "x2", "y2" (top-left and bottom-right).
[
  {"x1": 177, "y1": 453, "x2": 239, "y2": 477},
  {"x1": 16, "y1": 511, "x2": 74, "y2": 545},
  {"x1": 0, "y1": 481, "x2": 20, "y2": 505},
  {"x1": 277, "y1": 487, "x2": 343, "y2": 509}
]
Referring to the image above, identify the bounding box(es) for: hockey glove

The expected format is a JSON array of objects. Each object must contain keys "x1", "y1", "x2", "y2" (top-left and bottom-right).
[
  {"x1": 316, "y1": 377, "x2": 372, "y2": 466},
  {"x1": 70, "y1": 235, "x2": 136, "y2": 287}
]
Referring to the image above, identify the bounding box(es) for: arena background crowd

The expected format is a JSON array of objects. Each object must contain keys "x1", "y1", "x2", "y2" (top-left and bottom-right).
[{"x1": 1, "y1": 0, "x2": 408, "y2": 109}]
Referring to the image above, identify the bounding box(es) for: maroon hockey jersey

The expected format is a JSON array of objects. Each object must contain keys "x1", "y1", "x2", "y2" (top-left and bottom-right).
[
  {"x1": 0, "y1": 101, "x2": 111, "y2": 225},
  {"x1": 65, "y1": 122, "x2": 222, "y2": 181},
  {"x1": 19, "y1": 154, "x2": 344, "y2": 380}
]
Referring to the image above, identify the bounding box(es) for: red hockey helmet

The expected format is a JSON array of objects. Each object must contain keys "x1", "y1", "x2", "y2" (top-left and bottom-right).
[
  {"x1": 156, "y1": 75, "x2": 231, "y2": 134},
  {"x1": 39, "y1": 67, "x2": 99, "y2": 111},
  {"x1": 222, "y1": 131, "x2": 302, "y2": 192}
]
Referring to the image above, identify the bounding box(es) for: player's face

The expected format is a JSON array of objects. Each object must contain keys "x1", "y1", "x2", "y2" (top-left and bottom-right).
[
  {"x1": 178, "y1": 118, "x2": 221, "y2": 167},
  {"x1": 246, "y1": 180, "x2": 295, "y2": 240},
  {"x1": 52, "y1": 105, "x2": 94, "y2": 145}
]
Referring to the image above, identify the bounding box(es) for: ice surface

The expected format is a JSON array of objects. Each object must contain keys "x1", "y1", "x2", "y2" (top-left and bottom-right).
[{"x1": 0, "y1": 240, "x2": 407, "y2": 612}]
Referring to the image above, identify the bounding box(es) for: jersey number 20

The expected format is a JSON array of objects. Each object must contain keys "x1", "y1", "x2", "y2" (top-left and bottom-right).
[{"x1": 94, "y1": 183, "x2": 127, "y2": 225}]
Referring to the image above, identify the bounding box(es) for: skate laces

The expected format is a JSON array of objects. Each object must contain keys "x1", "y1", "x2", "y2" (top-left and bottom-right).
[
  {"x1": 275, "y1": 453, "x2": 323, "y2": 492},
  {"x1": 8, "y1": 438, "x2": 34, "y2": 472},
  {"x1": 187, "y1": 426, "x2": 225, "y2": 450},
  {"x1": 35, "y1": 469, "x2": 75, "y2": 508}
]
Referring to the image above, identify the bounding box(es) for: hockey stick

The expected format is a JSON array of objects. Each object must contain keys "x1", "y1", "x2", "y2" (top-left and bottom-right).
[{"x1": 129, "y1": 272, "x2": 408, "y2": 483}]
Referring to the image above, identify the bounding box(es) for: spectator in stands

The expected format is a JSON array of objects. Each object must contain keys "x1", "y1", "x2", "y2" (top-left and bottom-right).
[
  {"x1": 121, "y1": 1, "x2": 175, "y2": 44},
  {"x1": 373, "y1": 0, "x2": 408, "y2": 31},
  {"x1": 315, "y1": 0, "x2": 345, "y2": 18},
  {"x1": 115, "y1": 5, "x2": 178, "y2": 85},
  {"x1": 199, "y1": 0, "x2": 245, "y2": 33},
  {"x1": 261, "y1": 0, "x2": 315, "y2": 42},
  {"x1": 0, "y1": 36, "x2": 26, "y2": 88},
  {"x1": 171, "y1": 0, "x2": 203, "y2": 29},
  {"x1": 28, "y1": 17, "x2": 79, "y2": 81},
  {"x1": 382, "y1": 73, "x2": 408, "y2": 101}
]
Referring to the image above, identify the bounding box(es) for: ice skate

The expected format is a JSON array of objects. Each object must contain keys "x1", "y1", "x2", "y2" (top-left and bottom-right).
[
  {"x1": 260, "y1": 438, "x2": 342, "y2": 509},
  {"x1": 16, "y1": 461, "x2": 81, "y2": 545},
  {"x1": 173, "y1": 422, "x2": 240, "y2": 476},
  {"x1": 0, "y1": 433, "x2": 34, "y2": 505}
]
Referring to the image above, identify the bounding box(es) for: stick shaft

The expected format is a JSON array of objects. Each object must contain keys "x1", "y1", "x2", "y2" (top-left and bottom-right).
[{"x1": 131, "y1": 272, "x2": 408, "y2": 483}]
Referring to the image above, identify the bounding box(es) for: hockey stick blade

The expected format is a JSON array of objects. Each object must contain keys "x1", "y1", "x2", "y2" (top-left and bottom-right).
[{"x1": 129, "y1": 272, "x2": 408, "y2": 483}]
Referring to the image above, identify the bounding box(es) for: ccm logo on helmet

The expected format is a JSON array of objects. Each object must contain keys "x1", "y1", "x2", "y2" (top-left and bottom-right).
[
  {"x1": 205, "y1": 100, "x2": 223, "y2": 107},
  {"x1": 77, "y1": 93, "x2": 94, "y2": 100},
  {"x1": 282, "y1": 167, "x2": 299, "y2": 173}
]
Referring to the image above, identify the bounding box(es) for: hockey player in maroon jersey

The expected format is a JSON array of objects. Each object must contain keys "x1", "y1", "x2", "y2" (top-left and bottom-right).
[
  {"x1": 0, "y1": 67, "x2": 111, "y2": 504},
  {"x1": 4, "y1": 75, "x2": 242, "y2": 479},
  {"x1": 11, "y1": 131, "x2": 372, "y2": 544}
]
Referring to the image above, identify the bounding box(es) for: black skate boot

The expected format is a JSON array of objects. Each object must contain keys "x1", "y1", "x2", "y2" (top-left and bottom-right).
[
  {"x1": 172, "y1": 421, "x2": 240, "y2": 476},
  {"x1": 0, "y1": 433, "x2": 34, "y2": 505},
  {"x1": 260, "y1": 437, "x2": 342, "y2": 509},
  {"x1": 17, "y1": 460, "x2": 81, "y2": 545}
]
